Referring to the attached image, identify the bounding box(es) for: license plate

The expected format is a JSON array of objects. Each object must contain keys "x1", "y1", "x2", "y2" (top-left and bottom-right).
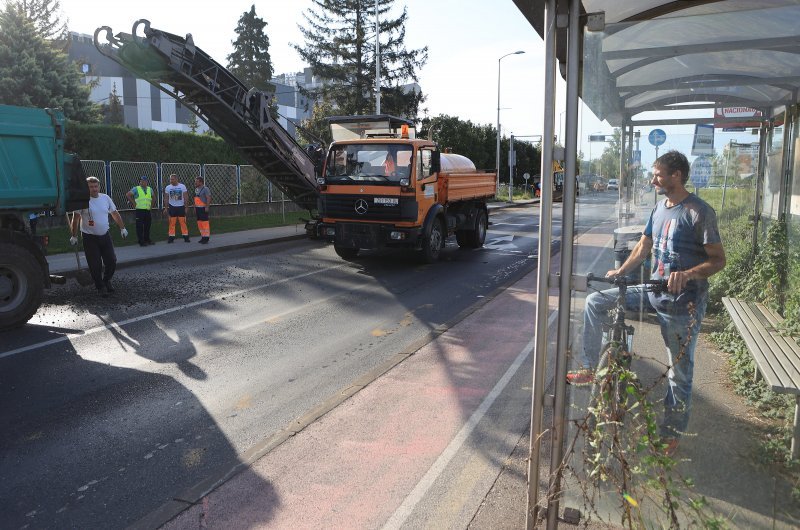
[{"x1": 374, "y1": 197, "x2": 398, "y2": 205}]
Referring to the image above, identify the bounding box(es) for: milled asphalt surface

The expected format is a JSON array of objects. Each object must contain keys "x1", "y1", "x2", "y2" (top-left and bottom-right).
[{"x1": 37, "y1": 197, "x2": 800, "y2": 529}]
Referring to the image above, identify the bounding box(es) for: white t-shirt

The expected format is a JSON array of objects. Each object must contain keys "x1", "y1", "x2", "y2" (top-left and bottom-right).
[
  {"x1": 79, "y1": 194, "x2": 117, "y2": 235},
  {"x1": 165, "y1": 183, "x2": 188, "y2": 207}
]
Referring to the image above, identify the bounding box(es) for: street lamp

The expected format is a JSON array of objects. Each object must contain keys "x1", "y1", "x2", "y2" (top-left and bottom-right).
[{"x1": 496, "y1": 50, "x2": 525, "y2": 195}]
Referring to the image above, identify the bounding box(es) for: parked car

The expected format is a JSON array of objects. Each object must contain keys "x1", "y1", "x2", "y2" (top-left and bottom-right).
[{"x1": 607, "y1": 178, "x2": 619, "y2": 190}]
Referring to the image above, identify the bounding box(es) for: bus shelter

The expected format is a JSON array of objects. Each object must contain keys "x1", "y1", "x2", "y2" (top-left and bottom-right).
[{"x1": 512, "y1": 0, "x2": 800, "y2": 527}]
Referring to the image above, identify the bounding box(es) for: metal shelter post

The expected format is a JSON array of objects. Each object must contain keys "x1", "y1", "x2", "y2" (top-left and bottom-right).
[
  {"x1": 526, "y1": 0, "x2": 557, "y2": 526},
  {"x1": 753, "y1": 118, "x2": 769, "y2": 251},
  {"x1": 546, "y1": 0, "x2": 581, "y2": 527}
]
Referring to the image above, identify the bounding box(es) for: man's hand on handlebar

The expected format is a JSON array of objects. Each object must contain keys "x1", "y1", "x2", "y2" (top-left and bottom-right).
[
  {"x1": 667, "y1": 270, "x2": 691, "y2": 295},
  {"x1": 605, "y1": 269, "x2": 622, "y2": 279}
]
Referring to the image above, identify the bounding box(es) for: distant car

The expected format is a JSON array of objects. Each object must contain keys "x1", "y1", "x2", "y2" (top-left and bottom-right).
[{"x1": 607, "y1": 178, "x2": 619, "y2": 190}]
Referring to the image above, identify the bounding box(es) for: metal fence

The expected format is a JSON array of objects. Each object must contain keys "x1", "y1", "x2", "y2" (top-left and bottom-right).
[
  {"x1": 110, "y1": 161, "x2": 159, "y2": 209},
  {"x1": 204, "y1": 164, "x2": 238, "y2": 205},
  {"x1": 80, "y1": 160, "x2": 292, "y2": 211}
]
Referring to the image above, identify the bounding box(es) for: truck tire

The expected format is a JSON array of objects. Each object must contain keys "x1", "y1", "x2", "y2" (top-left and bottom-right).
[
  {"x1": 0, "y1": 243, "x2": 44, "y2": 331},
  {"x1": 466, "y1": 209, "x2": 488, "y2": 248},
  {"x1": 421, "y1": 218, "x2": 444, "y2": 263},
  {"x1": 334, "y1": 245, "x2": 359, "y2": 260}
]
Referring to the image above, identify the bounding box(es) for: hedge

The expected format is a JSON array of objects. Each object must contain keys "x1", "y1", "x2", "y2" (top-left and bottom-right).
[{"x1": 64, "y1": 122, "x2": 246, "y2": 164}]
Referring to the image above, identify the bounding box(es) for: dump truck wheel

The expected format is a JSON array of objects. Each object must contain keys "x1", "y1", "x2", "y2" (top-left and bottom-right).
[
  {"x1": 421, "y1": 219, "x2": 444, "y2": 263},
  {"x1": 0, "y1": 243, "x2": 44, "y2": 331},
  {"x1": 334, "y1": 245, "x2": 359, "y2": 260},
  {"x1": 466, "y1": 209, "x2": 488, "y2": 248}
]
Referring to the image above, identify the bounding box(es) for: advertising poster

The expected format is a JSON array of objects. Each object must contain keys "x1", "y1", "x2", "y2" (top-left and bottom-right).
[{"x1": 691, "y1": 124, "x2": 715, "y2": 156}]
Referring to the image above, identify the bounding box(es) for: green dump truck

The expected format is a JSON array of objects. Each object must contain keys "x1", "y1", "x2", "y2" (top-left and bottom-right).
[{"x1": 0, "y1": 104, "x2": 89, "y2": 330}]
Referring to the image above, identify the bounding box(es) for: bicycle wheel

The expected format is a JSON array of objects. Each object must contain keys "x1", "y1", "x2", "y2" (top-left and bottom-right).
[{"x1": 584, "y1": 345, "x2": 634, "y2": 481}]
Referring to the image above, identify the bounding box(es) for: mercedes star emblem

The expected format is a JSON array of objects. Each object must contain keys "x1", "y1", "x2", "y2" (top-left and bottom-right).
[{"x1": 354, "y1": 198, "x2": 369, "y2": 215}]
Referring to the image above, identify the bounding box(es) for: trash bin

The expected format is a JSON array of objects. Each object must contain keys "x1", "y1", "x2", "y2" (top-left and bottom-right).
[{"x1": 613, "y1": 225, "x2": 651, "y2": 282}]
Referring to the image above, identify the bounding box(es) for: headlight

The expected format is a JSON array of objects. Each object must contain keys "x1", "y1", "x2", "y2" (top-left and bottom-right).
[
  {"x1": 317, "y1": 177, "x2": 325, "y2": 185},
  {"x1": 399, "y1": 178, "x2": 410, "y2": 187},
  {"x1": 390, "y1": 231, "x2": 406, "y2": 240},
  {"x1": 325, "y1": 227, "x2": 335, "y2": 236}
]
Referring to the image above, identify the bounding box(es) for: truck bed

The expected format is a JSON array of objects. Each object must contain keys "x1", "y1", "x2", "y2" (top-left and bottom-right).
[{"x1": 439, "y1": 171, "x2": 496, "y2": 204}]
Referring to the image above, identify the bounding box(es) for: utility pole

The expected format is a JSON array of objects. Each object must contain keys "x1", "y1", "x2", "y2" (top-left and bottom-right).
[{"x1": 375, "y1": 0, "x2": 381, "y2": 114}]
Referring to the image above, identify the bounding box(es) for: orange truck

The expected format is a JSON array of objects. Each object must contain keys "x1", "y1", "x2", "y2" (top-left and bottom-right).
[{"x1": 316, "y1": 116, "x2": 497, "y2": 262}]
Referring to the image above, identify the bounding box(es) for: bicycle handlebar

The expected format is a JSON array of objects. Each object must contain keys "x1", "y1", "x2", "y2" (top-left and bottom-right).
[{"x1": 587, "y1": 273, "x2": 669, "y2": 292}]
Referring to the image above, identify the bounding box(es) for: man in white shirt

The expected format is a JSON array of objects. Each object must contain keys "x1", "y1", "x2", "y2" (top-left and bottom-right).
[
  {"x1": 69, "y1": 176, "x2": 128, "y2": 294},
  {"x1": 164, "y1": 173, "x2": 190, "y2": 243}
]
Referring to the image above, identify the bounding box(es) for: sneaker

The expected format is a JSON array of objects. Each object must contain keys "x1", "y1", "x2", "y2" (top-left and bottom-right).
[
  {"x1": 662, "y1": 437, "x2": 679, "y2": 457},
  {"x1": 146, "y1": 240, "x2": 155, "y2": 245},
  {"x1": 168, "y1": 237, "x2": 175, "y2": 243},
  {"x1": 183, "y1": 236, "x2": 191, "y2": 242},
  {"x1": 566, "y1": 369, "x2": 594, "y2": 385},
  {"x1": 139, "y1": 242, "x2": 147, "y2": 247},
  {"x1": 104, "y1": 280, "x2": 115, "y2": 293},
  {"x1": 199, "y1": 237, "x2": 209, "y2": 244}
]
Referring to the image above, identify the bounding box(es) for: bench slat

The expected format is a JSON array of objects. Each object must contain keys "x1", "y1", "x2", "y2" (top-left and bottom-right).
[{"x1": 722, "y1": 297, "x2": 798, "y2": 394}]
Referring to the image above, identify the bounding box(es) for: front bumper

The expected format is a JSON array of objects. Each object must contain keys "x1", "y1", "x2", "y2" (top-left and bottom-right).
[{"x1": 318, "y1": 222, "x2": 423, "y2": 250}]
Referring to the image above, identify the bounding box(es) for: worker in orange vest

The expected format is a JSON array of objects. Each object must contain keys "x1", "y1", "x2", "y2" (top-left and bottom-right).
[{"x1": 194, "y1": 176, "x2": 211, "y2": 244}]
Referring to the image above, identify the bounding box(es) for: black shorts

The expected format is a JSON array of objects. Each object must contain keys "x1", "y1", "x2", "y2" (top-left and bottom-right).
[{"x1": 168, "y1": 205, "x2": 186, "y2": 217}]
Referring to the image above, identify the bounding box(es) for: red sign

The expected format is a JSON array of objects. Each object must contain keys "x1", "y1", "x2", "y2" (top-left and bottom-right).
[{"x1": 714, "y1": 107, "x2": 763, "y2": 128}]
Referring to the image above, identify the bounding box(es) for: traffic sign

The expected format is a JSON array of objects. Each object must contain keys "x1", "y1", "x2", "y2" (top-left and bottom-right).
[
  {"x1": 588, "y1": 134, "x2": 606, "y2": 142},
  {"x1": 648, "y1": 129, "x2": 666, "y2": 147},
  {"x1": 523, "y1": 172, "x2": 530, "y2": 181},
  {"x1": 690, "y1": 156, "x2": 712, "y2": 188}
]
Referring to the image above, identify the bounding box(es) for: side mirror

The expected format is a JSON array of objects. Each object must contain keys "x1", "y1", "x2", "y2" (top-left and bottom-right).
[{"x1": 431, "y1": 150, "x2": 441, "y2": 174}]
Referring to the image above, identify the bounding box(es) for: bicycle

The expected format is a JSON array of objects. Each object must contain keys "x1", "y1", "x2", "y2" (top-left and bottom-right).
[{"x1": 580, "y1": 273, "x2": 669, "y2": 478}]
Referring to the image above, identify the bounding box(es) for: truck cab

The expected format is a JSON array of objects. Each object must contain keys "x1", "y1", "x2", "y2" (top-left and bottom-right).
[{"x1": 316, "y1": 115, "x2": 495, "y2": 262}]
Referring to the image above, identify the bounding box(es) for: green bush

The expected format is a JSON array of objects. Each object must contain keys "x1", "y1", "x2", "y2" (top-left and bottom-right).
[{"x1": 64, "y1": 122, "x2": 246, "y2": 164}]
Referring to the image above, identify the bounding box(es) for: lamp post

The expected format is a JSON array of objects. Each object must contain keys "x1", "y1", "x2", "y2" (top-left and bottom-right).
[{"x1": 496, "y1": 50, "x2": 525, "y2": 196}]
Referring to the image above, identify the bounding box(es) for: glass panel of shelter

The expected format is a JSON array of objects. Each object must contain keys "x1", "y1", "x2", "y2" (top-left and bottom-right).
[{"x1": 558, "y1": 15, "x2": 772, "y2": 526}]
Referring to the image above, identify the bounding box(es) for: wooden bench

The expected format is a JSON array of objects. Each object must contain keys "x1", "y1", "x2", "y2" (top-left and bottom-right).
[{"x1": 722, "y1": 297, "x2": 800, "y2": 459}]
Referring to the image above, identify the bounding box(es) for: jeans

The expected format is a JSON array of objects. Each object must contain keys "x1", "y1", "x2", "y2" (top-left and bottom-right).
[{"x1": 577, "y1": 285, "x2": 708, "y2": 438}]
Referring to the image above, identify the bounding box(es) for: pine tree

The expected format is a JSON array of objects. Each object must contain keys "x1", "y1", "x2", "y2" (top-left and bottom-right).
[
  {"x1": 12, "y1": 0, "x2": 67, "y2": 41},
  {"x1": 104, "y1": 82, "x2": 124, "y2": 125},
  {"x1": 0, "y1": 4, "x2": 99, "y2": 122},
  {"x1": 226, "y1": 5, "x2": 273, "y2": 91},
  {"x1": 294, "y1": 0, "x2": 428, "y2": 119}
]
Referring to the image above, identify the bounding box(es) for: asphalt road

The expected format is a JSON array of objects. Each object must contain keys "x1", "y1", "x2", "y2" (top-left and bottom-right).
[{"x1": 0, "y1": 205, "x2": 555, "y2": 529}]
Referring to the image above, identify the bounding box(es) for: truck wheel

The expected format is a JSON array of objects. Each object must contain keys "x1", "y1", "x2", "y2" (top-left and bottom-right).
[
  {"x1": 334, "y1": 245, "x2": 359, "y2": 260},
  {"x1": 466, "y1": 209, "x2": 488, "y2": 248},
  {"x1": 0, "y1": 243, "x2": 44, "y2": 331},
  {"x1": 421, "y1": 219, "x2": 444, "y2": 263}
]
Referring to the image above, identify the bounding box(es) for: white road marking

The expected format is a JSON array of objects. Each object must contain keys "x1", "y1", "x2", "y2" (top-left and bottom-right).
[
  {"x1": 382, "y1": 310, "x2": 559, "y2": 529},
  {"x1": 0, "y1": 264, "x2": 345, "y2": 360}
]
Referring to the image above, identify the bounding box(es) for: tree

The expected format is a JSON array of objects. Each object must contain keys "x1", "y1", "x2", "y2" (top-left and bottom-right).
[
  {"x1": 226, "y1": 5, "x2": 273, "y2": 91},
  {"x1": 187, "y1": 113, "x2": 200, "y2": 133},
  {"x1": 11, "y1": 0, "x2": 67, "y2": 40},
  {"x1": 103, "y1": 82, "x2": 124, "y2": 125},
  {"x1": 294, "y1": 0, "x2": 428, "y2": 119},
  {"x1": 297, "y1": 98, "x2": 335, "y2": 146},
  {"x1": 0, "y1": 4, "x2": 99, "y2": 122}
]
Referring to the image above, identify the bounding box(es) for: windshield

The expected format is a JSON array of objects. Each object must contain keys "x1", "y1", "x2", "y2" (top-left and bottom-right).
[{"x1": 325, "y1": 144, "x2": 413, "y2": 184}]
